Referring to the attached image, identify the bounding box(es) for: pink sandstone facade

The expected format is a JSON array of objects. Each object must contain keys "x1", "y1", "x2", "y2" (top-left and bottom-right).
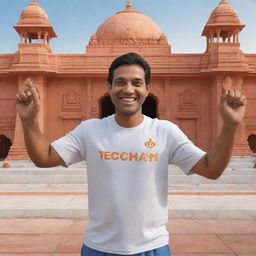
[{"x1": 0, "y1": 0, "x2": 255, "y2": 160}]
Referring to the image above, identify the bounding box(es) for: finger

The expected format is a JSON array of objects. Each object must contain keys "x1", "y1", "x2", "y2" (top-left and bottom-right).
[
  {"x1": 227, "y1": 89, "x2": 235, "y2": 105},
  {"x1": 24, "y1": 77, "x2": 34, "y2": 89},
  {"x1": 237, "y1": 95, "x2": 247, "y2": 107},
  {"x1": 232, "y1": 90, "x2": 242, "y2": 108},
  {"x1": 18, "y1": 89, "x2": 29, "y2": 102},
  {"x1": 233, "y1": 90, "x2": 241, "y2": 98},
  {"x1": 16, "y1": 94, "x2": 23, "y2": 104},
  {"x1": 30, "y1": 86, "x2": 40, "y2": 104},
  {"x1": 223, "y1": 76, "x2": 232, "y2": 91}
]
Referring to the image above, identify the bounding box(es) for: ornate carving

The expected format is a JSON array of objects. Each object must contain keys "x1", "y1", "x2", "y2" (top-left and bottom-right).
[
  {"x1": 62, "y1": 90, "x2": 81, "y2": 111},
  {"x1": 88, "y1": 33, "x2": 168, "y2": 46},
  {"x1": 89, "y1": 34, "x2": 98, "y2": 45},
  {"x1": 176, "y1": 90, "x2": 200, "y2": 118}
]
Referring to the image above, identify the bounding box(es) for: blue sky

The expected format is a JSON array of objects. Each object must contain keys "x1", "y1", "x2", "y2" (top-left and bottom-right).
[{"x1": 0, "y1": 0, "x2": 256, "y2": 54}]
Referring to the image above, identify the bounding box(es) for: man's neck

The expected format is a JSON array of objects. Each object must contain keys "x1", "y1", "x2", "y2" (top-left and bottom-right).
[{"x1": 115, "y1": 113, "x2": 144, "y2": 128}]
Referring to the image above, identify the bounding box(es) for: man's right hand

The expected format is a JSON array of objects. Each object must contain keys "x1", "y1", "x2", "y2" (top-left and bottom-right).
[{"x1": 16, "y1": 78, "x2": 40, "y2": 121}]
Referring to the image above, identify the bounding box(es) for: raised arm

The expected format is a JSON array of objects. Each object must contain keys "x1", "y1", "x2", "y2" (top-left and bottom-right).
[
  {"x1": 16, "y1": 78, "x2": 65, "y2": 167},
  {"x1": 191, "y1": 77, "x2": 247, "y2": 179}
]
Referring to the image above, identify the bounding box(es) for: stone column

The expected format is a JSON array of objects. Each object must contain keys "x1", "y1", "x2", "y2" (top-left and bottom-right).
[
  {"x1": 232, "y1": 75, "x2": 249, "y2": 155},
  {"x1": 164, "y1": 78, "x2": 171, "y2": 120},
  {"x1": 86, "y1": 79, "x2": 92, "y2": 120},
  {"x1": 209, "y1": 75, "x2": 223, "y2": 150},
  {"x1": 8, "y1": 75, "x2": 46, "y2": 160}
]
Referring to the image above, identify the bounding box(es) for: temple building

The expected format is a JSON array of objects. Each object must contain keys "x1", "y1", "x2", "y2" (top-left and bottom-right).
[{"x1": 0, "y1": 0, "x2": 255, "y2": 159}]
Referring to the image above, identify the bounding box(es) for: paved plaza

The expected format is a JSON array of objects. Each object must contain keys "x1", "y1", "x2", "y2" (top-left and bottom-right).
[
  {"x1": 0, "y1": 157, "x2": 255, "y2": 254},
  {"x1": 0, "y1": 219, "x2": 256, "y2": 255}
]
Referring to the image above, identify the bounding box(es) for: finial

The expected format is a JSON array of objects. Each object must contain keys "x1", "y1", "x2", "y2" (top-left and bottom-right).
[
  {"x1": 31, "y1": 0, "x2": 39, "y2": 5},
  {"x1": 220, "y1": 0, "x2": 228, "y2": 4},
  {"x1": 126, "y1": 0, "x2": 132, "y2": 9}
]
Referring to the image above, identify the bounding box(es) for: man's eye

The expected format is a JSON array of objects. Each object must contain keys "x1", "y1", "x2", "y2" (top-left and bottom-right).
[
  {"x1": 116, "y1": 81, "x2": 125, "y2": 86},
  {"x1": 133, "y1": 82, "x2": 143, "y2": 86}
]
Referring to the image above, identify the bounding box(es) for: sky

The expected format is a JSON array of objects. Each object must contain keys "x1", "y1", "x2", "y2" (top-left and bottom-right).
[{"x1": 1, "y1": 0, "x2": 256, "y2": 54}]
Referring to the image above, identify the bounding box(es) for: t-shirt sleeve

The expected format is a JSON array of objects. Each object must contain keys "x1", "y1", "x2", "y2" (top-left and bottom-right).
[
  {"x1": 169, "y1": 125, "x2": 206, "y2": 175},
  {"x1": 51, "y1": 123, "x2": 84, "y2": 167}
]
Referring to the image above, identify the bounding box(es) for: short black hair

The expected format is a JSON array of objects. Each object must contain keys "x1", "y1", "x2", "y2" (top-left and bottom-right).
[{"x1": 107, "y1": 52, "x2": 151, "y2": 86}]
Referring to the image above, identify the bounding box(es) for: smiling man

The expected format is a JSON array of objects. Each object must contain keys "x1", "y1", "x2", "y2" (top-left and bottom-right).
[{"x1": 16, "y1": 52, "x2": 246, "y2": 256}]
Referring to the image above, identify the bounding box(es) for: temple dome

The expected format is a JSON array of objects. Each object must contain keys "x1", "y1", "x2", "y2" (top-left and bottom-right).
[
  {"x1": 16, "y1": 0, "x2": 51, "y2": 27},
  {"x1": 94, "y1": 2, "x2": 165, "y2": 43},
  {"x1": 207, "y1": 0, "x2": 241, "y2": 25}
]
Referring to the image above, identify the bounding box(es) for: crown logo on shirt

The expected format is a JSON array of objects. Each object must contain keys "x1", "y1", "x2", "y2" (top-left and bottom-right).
[{"x1": 145, "y1": 139, "x2": 156, "y2": 148}]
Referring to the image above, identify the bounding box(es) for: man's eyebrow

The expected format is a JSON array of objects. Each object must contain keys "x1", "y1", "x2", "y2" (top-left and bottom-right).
[
  {"x1": 114, "y1": 77, "x2": 125, "y2": 81},
  {"x1": 133, "y1": 78, "x2": 143, "y2": 81}
]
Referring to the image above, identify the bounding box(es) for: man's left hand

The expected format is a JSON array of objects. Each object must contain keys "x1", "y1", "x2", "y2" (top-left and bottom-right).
[{"x1": 219, "y1": 80, "x2": 247, "y2": 125}]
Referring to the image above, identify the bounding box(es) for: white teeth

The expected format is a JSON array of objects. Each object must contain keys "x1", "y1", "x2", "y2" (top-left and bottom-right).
[{"x1": 120, "y1": 97, "x2": 136, "y2": 102}]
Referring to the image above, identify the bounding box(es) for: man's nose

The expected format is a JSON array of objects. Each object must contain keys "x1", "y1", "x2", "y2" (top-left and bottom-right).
[{"x1": 123, "y1": 83, "x2": 135, "y2": 93}]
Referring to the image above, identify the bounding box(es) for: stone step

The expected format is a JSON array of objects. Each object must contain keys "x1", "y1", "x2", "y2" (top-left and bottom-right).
[
  {"x1": 0, "y1": 194, "x2": 255, "y2": 219},
  {"x1": 0, "y1": 174, "x2": 255, "y2": 184},
  {"x1": 1, "y1": 167, "x2": 256, "y2": 175},
  {"x1": 0, "y1": 184, "x2": 255, "y2": 194}
]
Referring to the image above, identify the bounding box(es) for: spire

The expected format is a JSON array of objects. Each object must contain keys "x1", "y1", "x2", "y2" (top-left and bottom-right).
[
  {"x1": 126, "y1": 0, "x2": 132, "y2": 9},
  {"x1": 220, "y1": 0, "x2": 228, "y2": 4},
  {"x1": 31, "y1": 0, "x2": 39, "y2": 6}
]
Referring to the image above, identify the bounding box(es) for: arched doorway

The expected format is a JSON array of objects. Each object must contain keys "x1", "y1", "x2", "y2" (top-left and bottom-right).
[
  {"x1": 100, "y1": 94, "x2": 158, "y2": 119},
  {"x1": 0, "y1": 134, "x2": 12, "y2": 160},
  {"x1": 100, "y1": 95, "x2": 115, "y2": 118},
  {"x1": 142, "y1": 95, "x2": 158, "y2": 118}
]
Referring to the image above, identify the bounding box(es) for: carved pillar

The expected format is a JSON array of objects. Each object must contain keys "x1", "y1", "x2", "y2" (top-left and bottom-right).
[
  {"x1": 37, "y1": 32, "x2": 41, "y2": 43},
  {"x1": 86, "y1": 79, "x2": 92, "y2": 119},
  {"x1": 8, "y1": 76, "x2": 46, "y2": 160},
  {"x1": 164, "y1": 78, "x2": 171, "y2": 120},
  {"x1": 209, "y1": 75, "x2": 223, "y2": 150},
  {"x1": 232, "y1": 75, "x2": 249, "y2": 155}
]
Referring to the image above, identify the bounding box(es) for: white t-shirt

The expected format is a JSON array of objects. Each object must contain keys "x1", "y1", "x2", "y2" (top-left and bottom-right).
[{"x1": 51, "y1": 115, "x2": 205, "y2": 255}]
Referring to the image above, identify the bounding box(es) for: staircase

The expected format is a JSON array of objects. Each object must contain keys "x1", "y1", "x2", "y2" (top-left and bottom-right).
[{"x1": 0, "y1": 156, "x2": 255, "y2": 219}]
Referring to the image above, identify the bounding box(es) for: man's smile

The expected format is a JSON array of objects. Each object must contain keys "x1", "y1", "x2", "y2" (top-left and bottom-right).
[{"x1": 119, "y1": 97, "x2": 137, "y2": 103}]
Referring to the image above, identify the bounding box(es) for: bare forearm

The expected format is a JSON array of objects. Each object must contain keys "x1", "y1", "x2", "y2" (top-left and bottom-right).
[
  {"x1": 206, "y1": 122, "x2": 238, "y2": 179},
  {"x1": 21, "y1": 119, "x2": 52, "y2": 167}
]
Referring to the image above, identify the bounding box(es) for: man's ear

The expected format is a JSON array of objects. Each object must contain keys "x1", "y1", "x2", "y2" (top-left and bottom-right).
[{"x1": 146, "y1": 83, "x2": 151, "y2": 94}]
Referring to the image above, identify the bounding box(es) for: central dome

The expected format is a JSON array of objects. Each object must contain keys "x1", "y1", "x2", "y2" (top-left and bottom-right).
[{"x1": 91, "y1": 2, "x2": 167, "y2": 45}]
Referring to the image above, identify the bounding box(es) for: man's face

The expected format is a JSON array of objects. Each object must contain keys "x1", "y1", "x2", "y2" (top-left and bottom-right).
[{"x1": 108, "y1": 64, "x2": 149, "y2": 117}]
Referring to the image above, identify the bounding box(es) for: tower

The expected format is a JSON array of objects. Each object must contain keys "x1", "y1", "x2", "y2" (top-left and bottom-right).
[
  {"x1": 201, "y1": 0, "x2": 250, "y2": 154},
  {"x1": 8, "y1": 0, "x2": 56, "y2": 160},
  {"x1": 201, "y1": 0, "x2": 250, "y2": 72}
]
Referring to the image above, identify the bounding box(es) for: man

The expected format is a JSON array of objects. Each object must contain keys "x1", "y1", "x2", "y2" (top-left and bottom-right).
[{"x1": 16, "y1": 52, "x2": 246, "y2": 256}]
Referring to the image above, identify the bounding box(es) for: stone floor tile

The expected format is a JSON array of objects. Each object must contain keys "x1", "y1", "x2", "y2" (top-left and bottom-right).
[
  {"x1": 0, "y1": 254, "x2": 51, "y2": 256},
  {"x1": 67, "y1": 219, "x2": 88, "y2": 234},
  {"x1": 237, "y1": 254, "x2": 256, "y2": 256},
  {"x1": 53, "y1": 254, "x2": 80, "y2": 256},
  {"x1": 168, "y1": 219, "x2": 256, "y2": 234},
  {"x1": 169, "y1": 235, "x2": 231, "y2": 254},
  {"x1": 172, "y1": 254, "x2": 235, "y2": 256},
  {"x1": 0, "y1": 234, "x2": 63, "y2": 253},
  {"x1": 0, "y1": 219, "x2": 73, "y2": 234},
  {"x1": 219, "y1": 235, "x2": 256, "y2": 254},
  {"x1": 56, "y1": 235, "x2": 83, "y2": 253}
]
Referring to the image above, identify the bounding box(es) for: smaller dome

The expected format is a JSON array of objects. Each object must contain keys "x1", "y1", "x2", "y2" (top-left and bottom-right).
[
  {"x1": 17, "y1": 0, "x2": 51, "y2": 26},
  {"x1": 207, "y1": 0, "x2": 241, "y2": 25}
]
